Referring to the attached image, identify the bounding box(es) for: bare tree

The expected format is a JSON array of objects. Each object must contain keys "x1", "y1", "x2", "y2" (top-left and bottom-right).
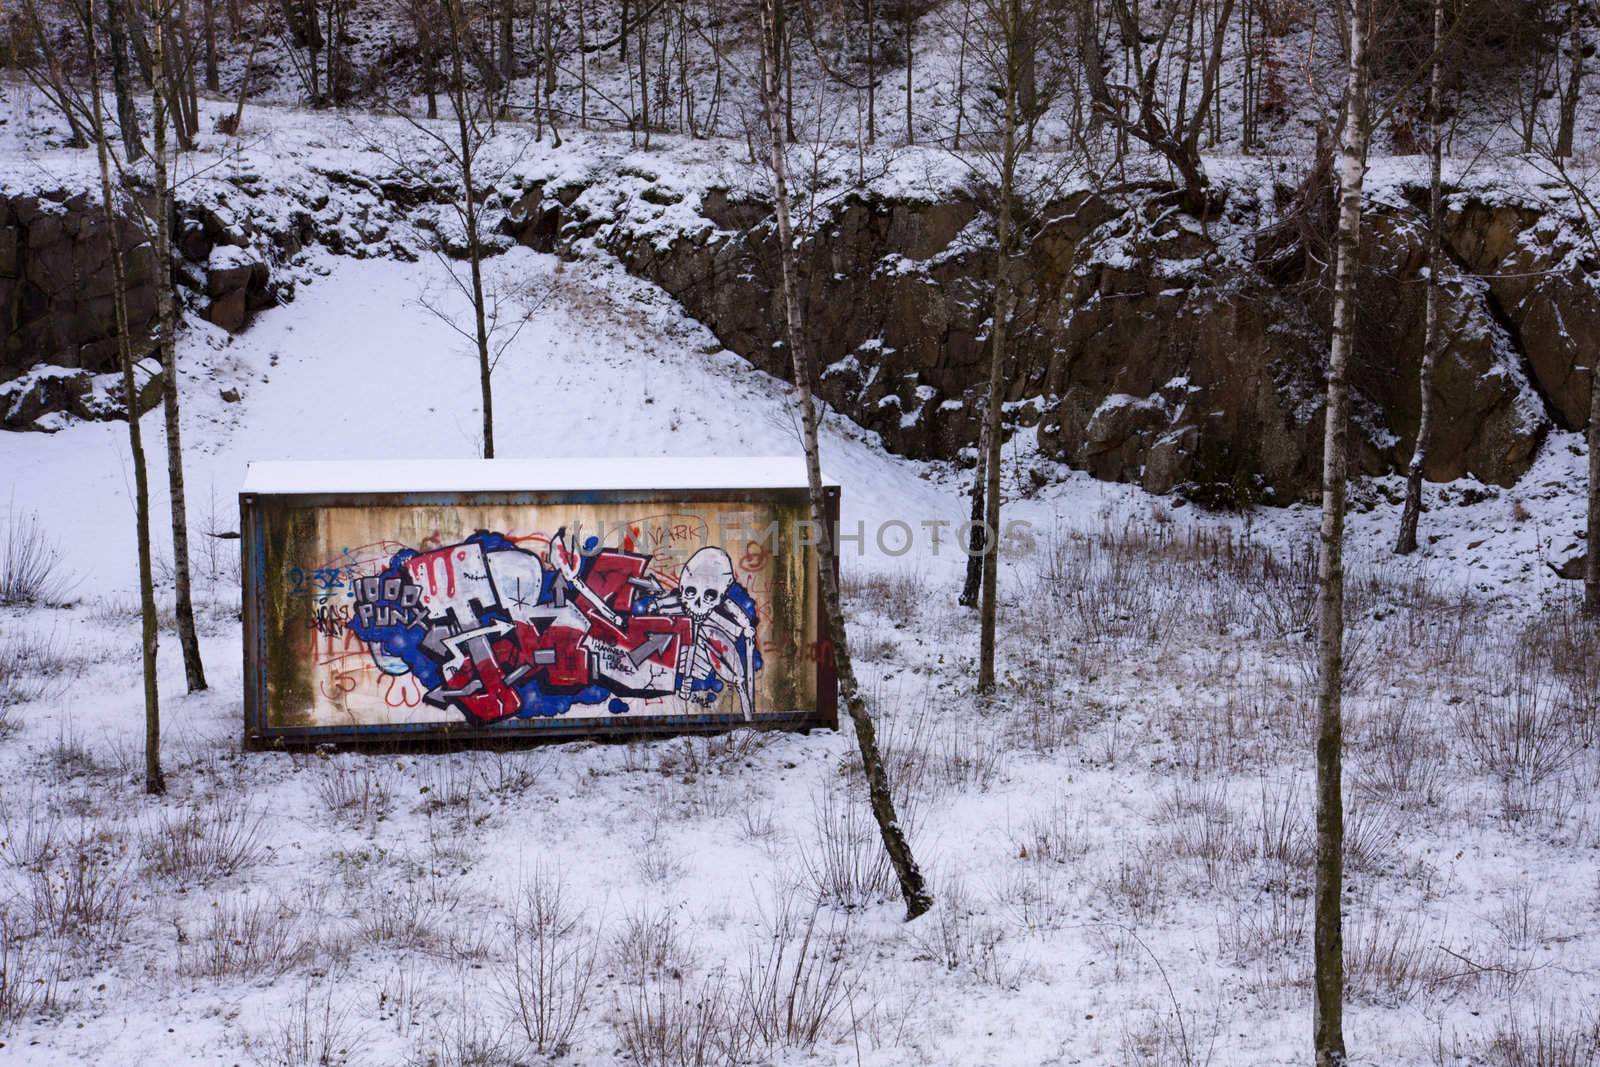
[
  {"x1": 1555, "y1": 0, "x2": 1587, "y2": 157},
  {"x1": 1528, "y1": 148, "x2": 1600, "y2": 614},
  {"x1": 1314, "y1": 0, "x2": 1371, "y2": 1060},
  {"x1": 1083, "y1": 0, "x2": 1237, "y2": 214},
  {"x1": 146, "y1": 0, "x2": 208, "y2": 692},
  {"x1": 757, "y1": 0, "x2": 931, "y2": 921},
  {"x1": 18, "y1": 0, "x2": 92, "y2": 147},
  {"x1": 87, "y1": 0, "x2": 166, "y2": 795},
  {"x1": 946, "y1": 0, "x2": 1076, "y2": 691},
  {"x1": 369, "y1": 0, "x2": 531, "y2": 458},
  {"x1": 959, "y1": 405, "x2": 987, "y2": 607},
  {"x1": 411, "y1": 0, "x2": 441, "y2": 118},
  {"x1": 202, "y1": 0, "x2": 219, "y2": 89},
  {"x1": 902, "y1": 0, "x2": 913, "y2": 143},
  {"x1": 106, "y1": 0, "x2": 146, "y2": 160},
  {"x1": 1395, "y1": 0, "x2": 1446, "y2": 556}
]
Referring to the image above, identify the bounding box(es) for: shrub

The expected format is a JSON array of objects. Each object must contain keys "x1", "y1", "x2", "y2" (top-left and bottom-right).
[{"x1": 0, "y1": 509, "x2": 69, "y2": 606}]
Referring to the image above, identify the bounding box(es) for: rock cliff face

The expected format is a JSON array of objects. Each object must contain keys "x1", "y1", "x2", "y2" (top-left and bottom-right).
[
  {"x1": 4, "y1": 163, "x2": 1593, "y2": 506},
  {"x1": 577, "y1": 179, "x2": 1584, "y2": 502},
  {"x1": 1, "y1": 169, "x2": 369, "y2": 430},
  {"x1": 0, "y1": 189, "x2": 164, "y2": 429}
]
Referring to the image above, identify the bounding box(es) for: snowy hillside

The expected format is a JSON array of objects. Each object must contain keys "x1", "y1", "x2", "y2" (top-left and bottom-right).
[
  {"x1": 1, "y1": 114, "x2": 1599, "y2": 1063},
  {"x1": 2, "y1": 0, "x2": 1600, "y2": 1054}
]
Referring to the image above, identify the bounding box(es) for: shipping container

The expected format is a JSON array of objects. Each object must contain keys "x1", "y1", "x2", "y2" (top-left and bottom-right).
[{"x1": 241, "y1": 458, "x2": 839, "y2": 747}]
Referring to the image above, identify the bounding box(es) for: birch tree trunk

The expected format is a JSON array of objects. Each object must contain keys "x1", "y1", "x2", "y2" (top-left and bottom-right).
[
  {"x1": 150, "y1": 0, "x2": 208, "y2": 692},
  {"x1": 758, "y1": 0, "x2": 931, "y2": 921},
  {"x1": 1314, "y1": 0, "x2": 1367, "y2": 1060},
  {"x1": 977, "y1": 0, "x2": 1021, "y2": 696},
  {"x1": 960, "y1": 404, "x2": 987, "y2": 607},
  {"x1": 1396, "y1": 0, "x2": 1444, "y2": 556},
  {"x1": 1588, "y1": 357, "x2": 1600, "y2": 614},
  {"x1": 89, "y1": 0, "x2": 166, "y2": 796}
]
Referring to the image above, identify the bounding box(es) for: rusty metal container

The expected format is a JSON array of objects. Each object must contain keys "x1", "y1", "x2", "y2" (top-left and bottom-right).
[{"x1": 241, "y1": 458, "x2": 839, "y2": 747}]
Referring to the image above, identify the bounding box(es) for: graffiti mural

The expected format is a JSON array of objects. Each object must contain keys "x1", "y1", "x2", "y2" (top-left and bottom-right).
[
  {"x1": 248, "y1": 496, "x2": 827, "y2": 737},
  {"x1": 343, "y1": 531, "x2": 762, "y2": 724}
]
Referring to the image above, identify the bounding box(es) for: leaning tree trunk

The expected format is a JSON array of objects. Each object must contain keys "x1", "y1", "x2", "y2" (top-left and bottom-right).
[
  {"x1": 89, "y1": 0, "x2": 166, "y2": 796},
  {"x1": 150, "y1": 3, "x2": 208, "y2": 692},
  {"x1": 1396, "y1": 0, "x2": 1444, "y2": 556},
  {"x1": 758, "y1": 0, "x2": 931, "y2": 921},
  {"x1": 1314, "y1": 0, "x2": 1367, "y2": 1062}
]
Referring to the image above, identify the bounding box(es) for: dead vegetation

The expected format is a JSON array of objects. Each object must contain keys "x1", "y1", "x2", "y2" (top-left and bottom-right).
[{"x1": 0, "y1": 502, "x2": 1594, "y2": 1058}]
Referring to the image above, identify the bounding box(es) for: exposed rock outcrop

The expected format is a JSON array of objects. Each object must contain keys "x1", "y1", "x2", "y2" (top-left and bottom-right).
[
  {"x1": 0, "y1": 189, "x2": 160, "y2": 379},
  {"x1": 581, "y1": 178, "x2": 1587, "y2": 502},
  {"x1": 3, "y1": 158, "x2": 1592, "y2": 507}
]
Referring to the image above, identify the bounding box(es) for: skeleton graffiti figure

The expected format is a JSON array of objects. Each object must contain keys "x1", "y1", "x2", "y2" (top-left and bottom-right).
[
  {"x1": 347, "y1": 529, "x2": 763, "y2": 725},
  {"x1": 660, "y1": 547, "x2": 757, "y2": 719}
]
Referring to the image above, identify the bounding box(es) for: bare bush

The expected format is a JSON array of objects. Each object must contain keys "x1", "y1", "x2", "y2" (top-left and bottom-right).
[
  {"x1": 479, "y1": 750, "x2": 547, "y2": 797},
  {"x1": 990, "y1": 861, "x2": 1074, "y2": 933},
  {"x1": 0, "y1": 796, "x2": 58, "y2": 872},
  {"x1": 0, "y1": 508, "x2": 70, "y2": 606},
  {"x1": 501, "y1": 866, "x2": 600, "y2": 1057},
  {"x1": 615, "y1": 969, "x2": 742, "y2": 1067},
  {"x1": 357, "y1": 881, "x2": 445, "y2": 953},
  {"x1": 1352, "y1": 698, "x2": 1450, "y2": 808},
  {"x1": 407, "y1": 992, "x2": 531, "y2": 1067},
  {"x1": 0, "y1": 908, "x2": 60, "y2": 1033},
  {"x1": 735, "y1": 898, "x2": 861, "y2": 1051},
  {"x1": 249, "y1": 983, "x2": 367, "y2": 1067},
  {"x1": 840, "y1": 567, "x2": 930, "y2": 617},
  {"x1": 1095, "y1": 845, "x2": 1171, "y2": 923},
  {"x1": 1433, "y1": 1005, "x2": 1600, "y2": 1067},
  {"x1": 140, "y1": 794, "x2": 266, "y2": 883},
  {"x1": 376, "y1": 960, "x2": 429, "y2": 1040},
  {"x1": 931, "y1": 715, "x2": 1010, "y2": 792},
  {"x1": 1459, "y1": 653, "x2": 1584, "y2": 793},
  {"x1": 0, "y1": 628, "x2": 75, "y2": 725},
  {"x1": 1037, "y1": 521, "x2": 1187, "y2": 655},
  {"x1": 413, "y1": 757, "x2": 483, "y2": 826},
  {"x1": 313, "y1": 758, "x2": 396, "y2": 827},
  {"x1": 1252, "y1": 777, "x2": 1312, "y2": 874},
  {"x1": 611, "y1": 905, "x2": 699, "y2": 987},
  {"x1": 1000, "y1": 687, "x2": 1083, "y2": 755},
  {"x1": 800, "y1": 783, "x2": 916, "y2": 910},
  {"x1": 634, "y1": 822, "x2": 690, "y2": 886},
  {"x1": 1158, "y1": 780, "x2": 1248, "y2": 891},
  {"x1": 26, "y1": 818, "x2": 129, "y2": 945},
  {"x1": 1343, "y1": 907, "x2": 1451, "y2": 1006},
  {"x1": 178, "y1": 893, "x2": 314, "y2": 979},
  {"x1": 1343, "y1": 797, "x2": 1404, "y2": 874},
  {"x1": 1217, "y1": 887, "x2": 1309, "y2": 970},
  {"x1": 42, "y1": 720, "x2": 113, "y2": 782},
  {"x1": 910, "y1": 878, "x2": 1029, "y2": 990},
  {"x1": 1012, "y1": 795, "x2": 1093, "y2": 865}
]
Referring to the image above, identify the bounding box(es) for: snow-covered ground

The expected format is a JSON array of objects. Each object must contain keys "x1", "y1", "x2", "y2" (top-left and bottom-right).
[
  {"x1": 1, "y1": 213, "x2": 1599, "y2": 1066},
  {"x1": 2, "y1": 57, "x2": 1600, "y2": 1064}
]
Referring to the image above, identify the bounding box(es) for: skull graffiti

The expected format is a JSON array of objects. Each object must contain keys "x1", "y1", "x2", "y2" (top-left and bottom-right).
[{"x1": 678, "y1": 547, "x2": 734, "y2": 619}]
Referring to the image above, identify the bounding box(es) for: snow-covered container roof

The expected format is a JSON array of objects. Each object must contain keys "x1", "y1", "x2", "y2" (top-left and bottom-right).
[{"x1": 240, "y1": 457, "x2": 839, "y2": 495}]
